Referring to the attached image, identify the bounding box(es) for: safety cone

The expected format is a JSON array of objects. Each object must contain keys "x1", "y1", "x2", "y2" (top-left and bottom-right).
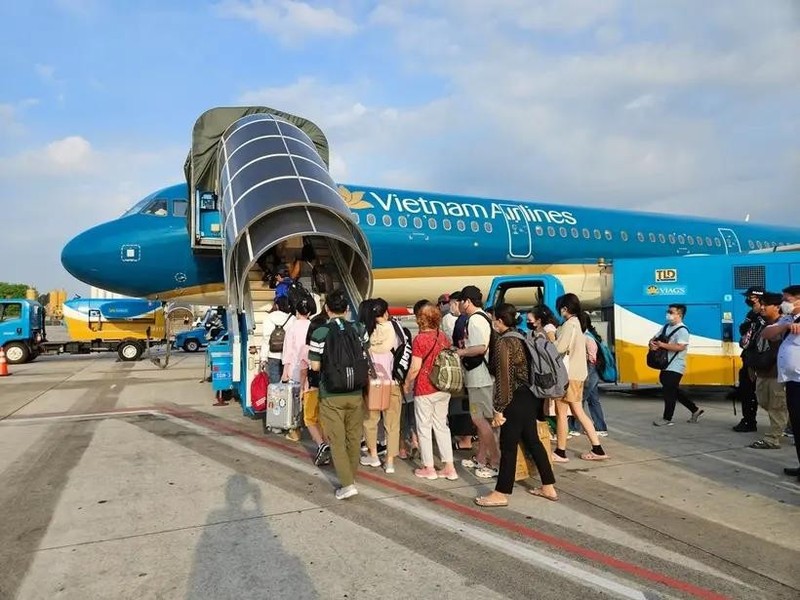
[{"x1": 0, "y1": 347, "x2": 10, "y2": 377}]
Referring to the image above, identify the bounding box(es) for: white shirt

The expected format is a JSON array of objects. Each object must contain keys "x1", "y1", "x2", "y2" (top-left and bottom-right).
[
  {"x1": 260, "y1": 311, "x2": 296, "y2": 360},
  {"x1": 776, "y1": 314, "x2": 800, "y2": 383},
  {"x1": 442, "y1": 313, "x2": 457, "y2": 342},
  {"x1": 463, "y1": 310, "x2": 493, "y2": 388}
]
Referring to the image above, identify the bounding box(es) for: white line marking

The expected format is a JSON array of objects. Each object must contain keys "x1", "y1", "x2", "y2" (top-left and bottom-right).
[
  {"x1": 0, "y1": 410, "x2": 159, "y2": 425},
  {"x1": 705, "y1": 453, "x2": 779, "y2": 478}
]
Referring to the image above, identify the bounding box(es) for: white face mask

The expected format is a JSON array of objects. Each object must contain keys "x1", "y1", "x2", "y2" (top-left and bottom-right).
[
  {"x1": 781, "y1": 300, "x2": 796, "y2": 315},
  {"x1": 666, "y1": 313, "x2": 675, "y2": 323}
]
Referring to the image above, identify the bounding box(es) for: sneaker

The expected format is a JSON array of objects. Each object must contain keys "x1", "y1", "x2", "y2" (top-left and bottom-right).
[
  {"x1": 474, "y1": 466, "x2": 499, "y2": 479},
  {"x1": 414, "y1": 466, "x2": 438, "y2": 480},
  {"x1": 749, "y1": 439, "x2": 780, "y2": 450},
  {"x1": 549, "y1": 433, "x2": 557, "y2": 442},
  {"x1": 653, "y1": 419, "x2": 674, "y2": 427},
  {"x1": 360, "y1": 455, "x2": 381, "y2": 467},
  {"x1": 687, "y1": 409, "x2": 704, "y2": 424},
  {"x1": 384, "y1": 463, "x2": 395, "y2": 474},
  {"x1": 437, "y1": 467, "x2": 459, "y2": 480},
  {"x1": 360, "y1": 440, "x2": 368, "y2": 453},
  {"x1": 285, "y1": 429, "x2": 301, "y2": 442},
  {"x1": 377, "y1": 443, "x2": 388, "y2": 456},
  {"x1": 596, "y1": 431, "x2": 609, "y2": 437},
  {"x1": 460, "y1": 457, "x2": 485, "y2": 469},
  {"x1": 732, "y1": 420, "x2": 757, "y2": 433},
  {"x1": 568, "y1": 430, "x2": 581, "y2": 437},
  {"x1": 314, "y1": 443, "x2": 331, "y2": 466},
  {"x1": 334, "y1": 485, "x2": 358, "y2": 500}
]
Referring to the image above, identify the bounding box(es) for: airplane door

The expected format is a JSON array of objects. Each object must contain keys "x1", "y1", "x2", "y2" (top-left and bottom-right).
[
  {"x1": 498, "y1": 204, "x2": 532, "y2": 259},
  {"x1": 718, "y1": 228, "x2": 742, "y2": 254},
  {"x1": 88, "y1": 308, "x2": 102, "y2": 331}
]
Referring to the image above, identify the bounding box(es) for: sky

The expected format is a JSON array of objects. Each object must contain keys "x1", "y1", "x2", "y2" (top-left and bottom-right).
[{"x1": 1, "y1": 0, "x2": 798, "y2": 294}]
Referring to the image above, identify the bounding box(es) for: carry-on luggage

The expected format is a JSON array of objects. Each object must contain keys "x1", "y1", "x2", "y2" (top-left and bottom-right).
[{"x1": 265, "y1": 382, "x2": 302, "y2": 432}]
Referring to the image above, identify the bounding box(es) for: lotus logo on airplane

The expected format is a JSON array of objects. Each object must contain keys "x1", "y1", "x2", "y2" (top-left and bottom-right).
[{"x1": 338, "y1": 186, "x2": 374, "y2": 210}]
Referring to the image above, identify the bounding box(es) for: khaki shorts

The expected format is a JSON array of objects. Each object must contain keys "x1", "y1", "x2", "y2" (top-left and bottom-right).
[
  {"x1": 468, "y1": 385, "x2": 494, "y2": 420},
  {"x1": 303, "y1": 389, "x2": 320, "y2": 427},
  {"x1": 557, "y1": 380, "x2": 584, "y2": 404}
]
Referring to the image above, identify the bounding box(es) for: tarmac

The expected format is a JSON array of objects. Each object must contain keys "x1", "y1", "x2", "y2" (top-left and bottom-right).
[{"x1": 1, "y1": 351, "x2": 798, "y2": 600}]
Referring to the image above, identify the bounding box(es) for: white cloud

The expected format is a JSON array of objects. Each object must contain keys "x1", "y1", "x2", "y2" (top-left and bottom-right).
[
  {"x1": 35, "y1": 63, "x2": 56, "y2": 83},
  {"x1": 0, "y1": 99, "x2": 39, "y2": 137},
  {"x1": 216, "y1": 0, "x2": 357, "y2": 44}
]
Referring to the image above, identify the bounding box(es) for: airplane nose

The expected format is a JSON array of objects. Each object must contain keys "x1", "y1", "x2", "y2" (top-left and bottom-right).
[{"x1": 61, "y1": 226, "x2": 106, "y2": 288}]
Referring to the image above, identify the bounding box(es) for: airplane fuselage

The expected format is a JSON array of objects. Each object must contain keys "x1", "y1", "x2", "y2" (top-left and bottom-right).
[{"x1": 61, "y1": 182, "x2": 800, "y2": 308}]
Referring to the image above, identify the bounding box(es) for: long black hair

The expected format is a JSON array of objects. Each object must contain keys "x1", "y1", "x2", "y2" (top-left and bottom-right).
[
  {"x1": 531, "y1": 304, "x2": 558, "y2": 328},
  {"x1": 578, "y1": 311, "x2": 602, "y2": 341},
  {"x1": 364, "y1": 298, "x2": 389, "y2": 336}
]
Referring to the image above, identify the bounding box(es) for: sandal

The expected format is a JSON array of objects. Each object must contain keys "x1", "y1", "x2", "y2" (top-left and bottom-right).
[
  {"x1": 528, "y1": 488, "x2": 558, "y2": 502},
  {"x1": 474, "y1": 494, "x2": 508, "y2": 508},
  {"x1": 580, "y1": 451, "x2": 610, "y2": 461}
]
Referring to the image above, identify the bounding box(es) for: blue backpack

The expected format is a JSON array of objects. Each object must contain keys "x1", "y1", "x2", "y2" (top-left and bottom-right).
[{"x1": 590, "y1": 332, "x2": 617, "y2": 383}]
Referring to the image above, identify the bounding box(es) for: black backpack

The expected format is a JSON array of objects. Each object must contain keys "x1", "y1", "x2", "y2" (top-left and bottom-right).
[
  {"x1": 462, "y1": 312, "x2": 497, "y2": 376},
  {"x1": 286, "y1": 281, "x2": 312, "y2": 313},
  {"x1": 390, "y1": 319, "x2": 413, "y2": 384},
  {"x1": 312, "y1": 262, "x2": 335, "y2": 295},
  {"x1": 322, "y1": 319, "x2": 369, "y2": 393},
  {"x1": 646, "y1": 325, "x2": 686, "y2": 370}
]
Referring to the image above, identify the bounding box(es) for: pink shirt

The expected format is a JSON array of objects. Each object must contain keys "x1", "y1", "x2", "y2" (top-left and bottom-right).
[
  {"x1": 585, "y1": 333, "x2": 598, "y2": 365},
  {"x1": 281, "y1": 319, "x2": 311, "y2": 382}
]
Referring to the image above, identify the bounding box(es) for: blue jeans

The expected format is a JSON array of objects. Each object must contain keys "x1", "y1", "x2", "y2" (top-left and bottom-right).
[
  {"x1": 570, "y1": 364, "x2": 607, "y2": 432},
  {"x1": 267, "y1": 358, "x2": 282, "y2": 384}
]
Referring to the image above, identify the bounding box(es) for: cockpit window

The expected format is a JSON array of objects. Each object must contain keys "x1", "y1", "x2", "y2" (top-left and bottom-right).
[
  {"x1": 173, "y1": 200, "x2": 188, "y2": 217},
  {"x1": 142, "y1": 199, "x2": 168, "y2": 216},
  {"x1": 121, "y1": 197, "x2": 152, "y2": 217}
]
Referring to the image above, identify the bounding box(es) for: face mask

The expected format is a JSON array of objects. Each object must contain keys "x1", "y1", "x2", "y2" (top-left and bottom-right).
[
  {"x1": 781, "y1": 301, "x2": 796, "y2": 315},
  {"x1": 666, "y1": 313, "x2": 676, "y2": 323}
]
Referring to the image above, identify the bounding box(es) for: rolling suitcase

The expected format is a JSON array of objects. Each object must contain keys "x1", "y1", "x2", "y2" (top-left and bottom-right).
[{"x1": 265, "y1": 382, "x2": 302, "y2": 432}]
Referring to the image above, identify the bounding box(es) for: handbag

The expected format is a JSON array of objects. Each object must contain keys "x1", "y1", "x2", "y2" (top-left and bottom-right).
[{"x1": 366, "y1": 363, "x2": 392, "y2": 411}]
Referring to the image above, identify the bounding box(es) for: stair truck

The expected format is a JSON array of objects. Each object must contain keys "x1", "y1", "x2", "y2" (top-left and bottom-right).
[{"x1": 0, "y1": 297, "x2": 167, "y2": 364}]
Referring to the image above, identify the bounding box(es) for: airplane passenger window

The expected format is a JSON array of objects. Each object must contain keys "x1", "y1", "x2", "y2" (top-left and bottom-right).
[
  {"x1": 559, "y1": 227, "x2": 567, "y2": 237},
  {"x1": 173, "y1": 199, "x2": 188, "y2": 217},
  {"x1": 547, "y1": 226, "x2": 556, "y2": 237},
  {"x1": 353, "y1": 213, "x2": 360, "y2": 224},
  {"x1": 648, "y1": 233, "x2": 656, "y2": 243},
  {"x1": 748, "y1": 240, "x2": 754, "y2": 249},
  {"x1": 428, "y1": 217, "x2": 438, "y2": 230},
  {"x1": 714, "y1": 238, "x2": 721, "y2": 247},
  {"x1": 696, "y1": 236, "x2": 703, "y2": 246},
  {"x1": 705, "y1": 236, "x2": 712, "y2": 246},
  {"x1": 367, "y1": 214, "x2": 377, "y2": 226},
  {"x1": 398, "y1": 215, "x2": 407, "y2": 228},
  {"x1": 484, "y1": 222, "x2": 493, "y2": 233},
  {"x1": 582, "y1": 228, "x2": 590, "y2": 239},
  {"x1": 637, "y1": 232, "x2": 645, "y2": 242},
  {"x1": 571, "y1": 227, "x2": 579, "y2": 238},
  {"x1": 669, "y1": 234, "x2": 676, "y2": 244},
  {"x1": 471, "y1": 222, "x2": 480, "y2": 233},
  {"x1": 535, "y1": 226, "x2": 544, "y2": 236},
  {"x1": 594, "y1": 229, "x2": 602, "y2": 240},
  {"x1": 457, "y1": 220, "x2": 466, "y2": 232},
  {"x1": 756, "y1": 241, "x2": 763, "y2": 249},
  {"x1": 658, "y1": 233, "x2": 666, "y2": 243},
  {"x1": 443, "y1": 219, "x2": 452, "y2": 231},
  {"x1": 413, "y1": 217, "x2": 423, "y2": 229},
  {"x1": 604, "y1": 230, "x2": 613, "y2": 241},
  {"x1": 621, "y1": 231, "x2": 629, "y2": 242},
  {"x1": 687, "y1": 236, "x2": 694, "y2": 245},
  {"x1": 678, "y1": 235, "x2": 686, "y2": 244},
  {"x1": 142, "y1": 199, "x2": 168, "y2": 216},
  {"x1": 383, "y1": 215, "x2": 392, "y2": 227}
]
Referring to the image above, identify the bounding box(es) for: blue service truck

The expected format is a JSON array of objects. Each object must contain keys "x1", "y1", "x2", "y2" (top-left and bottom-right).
[
  {"x1": 0, "y1": 299, "x2": 45, "y2": 364},
  {"x1": 173, "y1": 306, "x2": 227, "y2": 352}
]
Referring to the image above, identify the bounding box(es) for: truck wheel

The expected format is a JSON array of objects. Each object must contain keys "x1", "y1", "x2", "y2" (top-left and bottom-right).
[
  {"x1": 4, "y1": 342, "x2": 30, "y2": 365},
  {"x1": 183, "y1": 339, "x2": 200, "y2": 352},
  {"x1": 118, "y1": 341, "x2": 143, "y2": 362}
]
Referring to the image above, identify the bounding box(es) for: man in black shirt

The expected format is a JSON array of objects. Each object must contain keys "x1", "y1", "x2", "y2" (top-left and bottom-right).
[{"x1": 733, "y1": 286, "x2": 766, "y2": 432}]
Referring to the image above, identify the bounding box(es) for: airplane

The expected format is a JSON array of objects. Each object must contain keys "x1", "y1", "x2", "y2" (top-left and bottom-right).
[{"x1": 62, "y1": 179, "x2": 800, "y2": 310}]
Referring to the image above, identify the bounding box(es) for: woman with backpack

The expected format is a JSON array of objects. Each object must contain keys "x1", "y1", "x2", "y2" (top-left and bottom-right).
[
  {"x1": 403, "y1": 302, "x2": 458, "y2": 480},
  {"x1": 474, "y1": 303, "x2": 557, "y2": 507},
  {"x1": 360, "y1": 298, "x2": 402, "y2": 474},
  {"x1": 578, "y1": 311, "x2": 608, "y2": 436},
  {"x1": 553, "y1": 294, "x2": 609, "y2": 462}
]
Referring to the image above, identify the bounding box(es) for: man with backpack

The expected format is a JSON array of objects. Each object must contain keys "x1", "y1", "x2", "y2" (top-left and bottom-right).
[
  {"x1": 649, "y1": 304, "x2": 704, "y2": 427},
  {"x1": 455, "y1": 285, "x2": 500, "y2": 478},
  {"x1": 309, "y1": 289, "x2": 370, "y2": 500},
  {"x1": 260, "y1": 296, "x2": 296, "y2": 384},
  {"x1": 733, "y1": 286, "x2": 766, "y2": 432},
  {"x1": 747, "y1": 293, "x2": 788, "y2": 449}
]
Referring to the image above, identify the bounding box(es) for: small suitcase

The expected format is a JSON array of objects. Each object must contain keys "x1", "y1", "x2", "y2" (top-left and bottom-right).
[
  {"x1": 265, "y1": 382, "x2": 302, "y2": 432},
  {"x1": 514, "y1": 421, "x2": 554, "y2": 481}
]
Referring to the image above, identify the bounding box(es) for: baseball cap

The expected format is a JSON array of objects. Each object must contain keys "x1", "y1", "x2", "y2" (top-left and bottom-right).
[
  {"x1": 437, "y1": 293, "x2": 450, "y2": 305},
  {"x1": 761, "y1": 292, "x2": 783, "y2": 306},
  {"x1": 460, "y1": 285, "x2": 482, "y2": 305},
  {"x1": 742, "y1": 286, "x2": 765, "y2": 297}
]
